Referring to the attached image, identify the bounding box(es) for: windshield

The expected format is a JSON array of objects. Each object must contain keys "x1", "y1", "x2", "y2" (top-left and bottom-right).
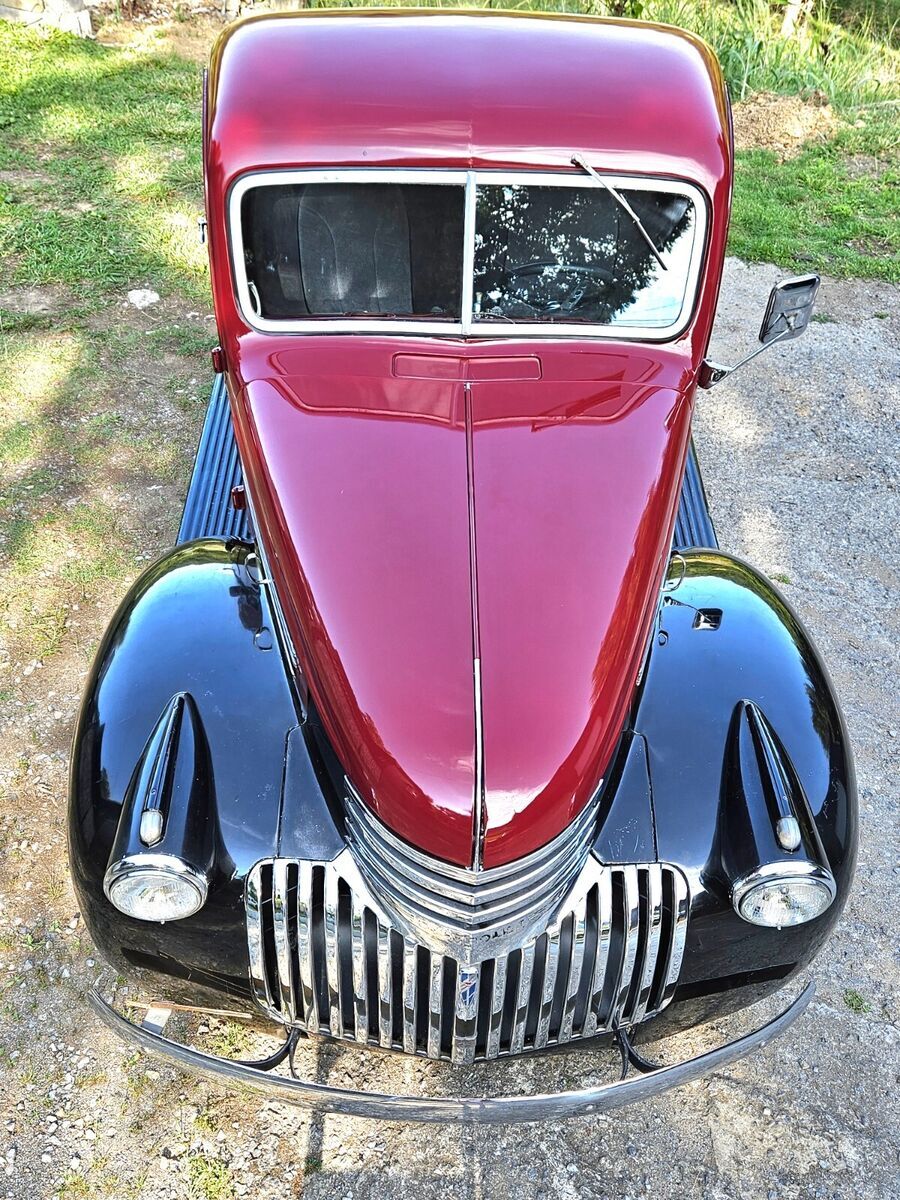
[
  {"x1": 473, "y1": 184, "x2": 696, "y2": 327},
  {"x1": 231, "y1": 170, "x2": 705, "y2": 339},
  {"x1": 240, "y1": 181, "x2": 465, "y2": 321}
]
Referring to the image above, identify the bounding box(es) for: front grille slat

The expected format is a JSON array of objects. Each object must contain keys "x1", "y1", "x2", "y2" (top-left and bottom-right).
[
  {"x1": 272, "y1": 861, "x2": 296, "y2": 1020},
  {"x1": 376, "y1": 919, "x2": 393, "y2": 1048},
  {"x1": 534, "y1": 928, "x2": 561, "y2": 1050},
  {"x1": 323, "y1": 869, "x2": 342, "y2": 1038},
  {"x1": 486, "y1": 955, "x2": 507, "y2": 1059},
  {"x1": 583, "y1": 868, "x2": 613, "y2": 1037},
  {"x1": 511, "y1": 942, "x2": 536, "y2": 1055},
  {"x1": 561, "y1": 891, "x2": 589, "y2": 1041},
  {"x1": 632, "y1": 865, "x2": 664, "y2": 1025},
  {"x1": 401, "y1": 937, "x2": 418, "y2": 1054},
  {"x1": 616, "y1": 865, "x2": 642, "y2": 1020},
  {"x1": 660, "y1": 868, "x2": 690, "y2": 1009},
  {"x1": 349, "y1": 890, "x2": 368, "y2": 1041},
  {"x1": 296, "y1": 861, "x2": 319, "y2": 1032},
  {"x1": 247, "y1": 856, "x2": 689, "y2": 1062},
  {"x1": 427, "y1": 954, "x2": 443, "y2": 1059}
]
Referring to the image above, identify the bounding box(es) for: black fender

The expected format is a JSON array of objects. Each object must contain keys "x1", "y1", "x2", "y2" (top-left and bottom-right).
[
  {"x1": 68, "y1": 538, "x2": 341, "y2": 1009},
  {"x1": 632, "y1": 550, "x2": 857, "y2": 1028}
]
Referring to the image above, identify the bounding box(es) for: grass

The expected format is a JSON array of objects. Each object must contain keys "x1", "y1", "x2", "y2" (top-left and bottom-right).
[
  {"x1": 0, "y1": 5, "x2": 897, "y2": 294},
  {"x1": 731, "y1": 117, "x2": 900, "y2": 281},
  {"x1": 843, "y1": 986, "x2": 872, "y2": 1013},
  {"x1": 187, "y1": 1154, "x2": 234, "y2": 1200}
]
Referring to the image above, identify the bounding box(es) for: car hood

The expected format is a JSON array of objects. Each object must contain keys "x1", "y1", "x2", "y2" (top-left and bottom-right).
[{"x1": 231, "y1": 342, "x2": 694, "y2": 868}]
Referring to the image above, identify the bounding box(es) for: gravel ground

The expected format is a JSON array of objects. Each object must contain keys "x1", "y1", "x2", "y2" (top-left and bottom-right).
[{"x1": 1, "y1": 258, "x2": 898, "y2": 1200}]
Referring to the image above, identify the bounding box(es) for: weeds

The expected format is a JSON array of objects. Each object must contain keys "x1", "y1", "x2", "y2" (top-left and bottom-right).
[
  {"x1": 844, "y1": 987, "x2": 872, "y2": 1013},
  {"x1": 187, "y1": 1154, "x2": 234, "y2": 1200}
]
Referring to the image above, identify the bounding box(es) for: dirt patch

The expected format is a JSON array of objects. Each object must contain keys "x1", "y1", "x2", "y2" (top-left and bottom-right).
[
  {"x1": 844, "y1": 153, "x2": 888, "y2": 179},
  {"x1": 95, "y1": 11, "x2": 226, "y2": 63},
  {"x1": 0, "y1": 284, "x2": 68, "y2": 316},
  {"x1": 732, "y1": 90, "x2": 838, "y2": 158}
]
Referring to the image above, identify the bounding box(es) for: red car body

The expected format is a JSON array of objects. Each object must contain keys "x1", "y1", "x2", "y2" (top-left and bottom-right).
[
  {"x1": 71, "y1": 8, "x2": 856, "y2": 1114},
  {"x1": 205, "y1": 10, "x2": 732, "y2": 868}
]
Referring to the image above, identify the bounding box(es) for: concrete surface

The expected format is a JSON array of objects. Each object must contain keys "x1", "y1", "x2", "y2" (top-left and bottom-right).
[{"x1": 1, "y1": 258, "x2": 898, "y2": 1199}]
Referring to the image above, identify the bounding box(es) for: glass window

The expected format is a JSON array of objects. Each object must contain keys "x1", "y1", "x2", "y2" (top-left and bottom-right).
[
  {"x1": 472, "y1": 184, "x2": 697, "y2": 328},
  {"x1": 239, "y1": 182, "x2": 466, "y2": 320}
]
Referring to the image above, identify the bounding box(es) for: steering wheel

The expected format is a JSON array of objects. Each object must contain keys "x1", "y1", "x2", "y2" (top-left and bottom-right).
[{"x1": 502, "y1": 260, "x2": 615, "y2": 313}]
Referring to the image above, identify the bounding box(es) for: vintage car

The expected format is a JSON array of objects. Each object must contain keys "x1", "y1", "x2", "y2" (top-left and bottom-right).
[{"x1": 70, "y1": 9, "x2": 857, "y2": 1121}]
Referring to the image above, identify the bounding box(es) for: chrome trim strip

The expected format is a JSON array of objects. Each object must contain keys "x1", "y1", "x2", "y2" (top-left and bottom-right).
[
  {"x1": 376, "y1": 919, "x2": 393, "y2": 1048},
  {"x1": 296, "y1": 862, "x2": 318, "y2": 1033},
  {"x1": 323, "y1": 869, "x2": 342, "y2": 1038},
  {"x1": 347, "y1": 776, "x2": 599, "y2": 887},
  {"x1": 245, "y1": 871, "x2": 272, "y2": 1011},
  {"x1": 90, "y1": 982, "x2": 816, "y2": 1124},
  {"x1": 350, "y1": 889, "x2": 368, "y2": 1042},
  {"x1": 402, "y1": 937, "x2": 418, "y2": 1055},
  {"x1": 460, "y1": 171, "x2": 477, "y2": 336},
  {"x1": 632, "y1": 866, "x2": 663, "y2": 1025},
  {"x1": 583, "y1": 867, "x2": 613, "y2": 1037},
  {"x1": 427, "y1": 954, "x2": 444, "y2": 1060},
  {"x1": 272, "y1": 860, "x2": 295, "y2": 1020},
  {"x1": 560, "y1": 892, "x2": 588, "y2": 1042},
  {"x1": 511, "y1": 942, "x2": 535, "y2": 1056},
  {"x1": 486, "y1": 956, "x2": 507, "y2": 1060},
  {"x1": 344, "y1": 779, "x2": 602, "y2": 962}
]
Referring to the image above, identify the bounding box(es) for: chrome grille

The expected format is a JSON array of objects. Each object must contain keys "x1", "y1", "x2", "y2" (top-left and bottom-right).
[
  {"x1": 344, "y1": 780, "x2": 602, "y2": 961},
  {"x1": 246, "y1": 852, "x2": 689, "y2": 1063}
]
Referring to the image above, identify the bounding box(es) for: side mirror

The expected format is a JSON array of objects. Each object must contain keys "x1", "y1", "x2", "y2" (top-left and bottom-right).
[
  {"x1": 699, "y1": 272, "x2": 821, "y2": 389},
  {"x1": 759, "y1": 274, "x2": 820, "y2": 344}
]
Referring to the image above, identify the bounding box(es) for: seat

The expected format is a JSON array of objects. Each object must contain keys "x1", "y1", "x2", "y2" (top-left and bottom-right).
[{"x1": 298, "y1": 184, "x2": 413, "y2": 315}]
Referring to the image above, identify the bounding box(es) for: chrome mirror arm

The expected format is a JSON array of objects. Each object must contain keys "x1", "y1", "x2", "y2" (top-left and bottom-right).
[{"x1": 699, "y1": 319, "x2": 795, "y2": 389}]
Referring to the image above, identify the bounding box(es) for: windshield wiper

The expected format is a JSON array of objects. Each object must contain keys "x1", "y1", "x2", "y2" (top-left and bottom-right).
[{"x1": 571, "y1": 153, "x2": 667, "y2": 272}]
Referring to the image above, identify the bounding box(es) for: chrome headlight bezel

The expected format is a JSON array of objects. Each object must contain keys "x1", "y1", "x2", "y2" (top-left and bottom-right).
[
  {"x1": 104, "y1": 853, "x2": 209, "y2": 923},
  {"x1": 731, "y1": 860, "x2": 836, "y2": 928}
]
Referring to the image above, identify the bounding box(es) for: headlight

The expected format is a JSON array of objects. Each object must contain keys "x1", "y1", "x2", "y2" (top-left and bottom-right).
[
  {"x1": 732, "y1": 862, "x2": 836, "y2": 928},
  {"x1": 104, "y1": 855, "x2": 208, "y2": 923}
]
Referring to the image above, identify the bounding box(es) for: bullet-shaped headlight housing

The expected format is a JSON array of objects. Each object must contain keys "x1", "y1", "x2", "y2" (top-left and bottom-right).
[
  {"x1": 732, "y1": 862, "x2": 836, "y2": 929},
  {"x1": 104, "y1": 854, "x2": 208, "y2": 923}
]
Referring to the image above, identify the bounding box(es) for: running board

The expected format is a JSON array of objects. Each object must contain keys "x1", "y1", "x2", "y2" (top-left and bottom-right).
[
  {"x1": 673, "y1": 439, "x2": 719, "y2": 550},
  {"x1": 177, "y1": 375, "x2": 250, "y2": 544},
  {"x1": 177, "y1": 377, "x2": 717, "y2": 550}
]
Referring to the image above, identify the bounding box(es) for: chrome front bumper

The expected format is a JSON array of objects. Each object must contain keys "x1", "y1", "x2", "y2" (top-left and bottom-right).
[{"x1": 88, "y1": 980, "x2": 814, "y2": 1123}]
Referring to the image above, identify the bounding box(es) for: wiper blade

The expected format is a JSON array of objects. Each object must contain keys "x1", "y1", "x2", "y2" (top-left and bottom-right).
[{"x1": 571, "y1": 153, "x2": 667, "y2": 272}]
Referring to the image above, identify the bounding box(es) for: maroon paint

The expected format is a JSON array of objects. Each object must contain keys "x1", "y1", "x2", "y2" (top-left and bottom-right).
[{"x1": 206, "y1": 12, "x2": 734, "y2": 867}]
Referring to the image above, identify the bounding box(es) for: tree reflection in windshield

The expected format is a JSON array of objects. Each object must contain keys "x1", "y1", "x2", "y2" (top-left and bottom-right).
[{"x1": 473, "y1": 185, "x2": 694, "y2": 327}]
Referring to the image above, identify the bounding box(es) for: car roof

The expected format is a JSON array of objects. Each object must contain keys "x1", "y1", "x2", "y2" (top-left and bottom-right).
[{"x1": 207, "y1": 9, "x2": 732, "y2": 198}]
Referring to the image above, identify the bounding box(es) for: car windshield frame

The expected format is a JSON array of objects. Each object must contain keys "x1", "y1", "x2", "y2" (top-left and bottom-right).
[{"x1": 228, "y1": 168, "x2": 709, "y2": 341}]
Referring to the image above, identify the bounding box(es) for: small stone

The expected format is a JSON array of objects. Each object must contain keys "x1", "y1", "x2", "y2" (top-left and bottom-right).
[{"x1": 127, "y1": 289, "x2": 160, "y2": 310}]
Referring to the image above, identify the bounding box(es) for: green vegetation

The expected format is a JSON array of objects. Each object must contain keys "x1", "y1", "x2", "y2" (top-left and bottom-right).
[
  {"x1": 187, "y1": 1154, "x2": 235, "y2": 1200},
  {"x1": 843, "y1": 986, "x2": 872, "y2": 1013},
  {"x1": 0, "y1": 21, "x2": 205, "y2": 298},
  {"x1": 731, "y1": 118, "x2": 900, "y2": 281},
  {"x1": 0, "y1": 2, "x2": 896, "y2": 296}
]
